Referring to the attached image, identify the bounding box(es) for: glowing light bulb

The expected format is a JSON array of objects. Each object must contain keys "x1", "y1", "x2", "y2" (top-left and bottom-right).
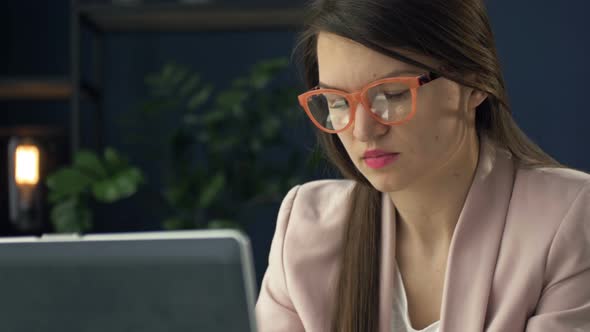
[{"x1": 15, "y1": 144, "x2": 40, "y2": 186}]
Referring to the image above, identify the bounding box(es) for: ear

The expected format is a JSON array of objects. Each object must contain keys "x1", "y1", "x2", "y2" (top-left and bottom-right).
[{"x1": 468, "y1": 89, "x2": 488, "y2": 110}]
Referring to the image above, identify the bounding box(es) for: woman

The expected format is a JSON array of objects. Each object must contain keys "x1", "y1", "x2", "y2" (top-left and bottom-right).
[{"x1": 255, "y1": 0, "x2": 590, "y2": 331}]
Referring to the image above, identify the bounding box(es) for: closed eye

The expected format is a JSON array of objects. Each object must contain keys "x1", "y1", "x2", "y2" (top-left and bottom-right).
[
  {"x1": 384, "y1": 91, "x2": 409, "y2": 100},
  {"x1": 329, "y1": 99, "x2": 348, "y2": 108}
]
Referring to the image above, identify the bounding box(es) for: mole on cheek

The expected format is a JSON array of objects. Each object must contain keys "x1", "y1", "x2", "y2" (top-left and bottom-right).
[{"x1": 435, "y1": 135, "x2": 439, "y2": 141}]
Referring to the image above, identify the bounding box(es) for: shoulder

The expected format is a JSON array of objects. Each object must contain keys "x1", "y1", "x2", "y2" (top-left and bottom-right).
[
  {"x1": 264, "y1": 178, "x2": 358, "y2": 270},
  {"x1": 256, "y1": 179, "x2": 357, "y2": 330},
  {"x1": 514, "y1": 168, "x2": 590, "y2": 304},
  {"x1": 278, "y1": 179, "x2": 356, "y2": 243},
  {"x1": 512, "y1": 166, "x2": 590, "y2": 211},
  {"x1": 515, "y1": 165, "x2": 590, "y2": 190},
  {"x1": 508, "y1": 165, "x2": 590, "y2": 259},
  {"x1": 287, "y1": 178, "x2": 357, "y2": 199},
  {"x1": 283, "y1": 179, "x2": 356, "y2": 219},
  {"x1": 278, "y1": 178, "x2": 356, "y2": 272}
]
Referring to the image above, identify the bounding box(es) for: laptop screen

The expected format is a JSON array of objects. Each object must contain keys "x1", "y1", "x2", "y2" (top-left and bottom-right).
[{"x1": 0, "y1": 232, "x2": 257, "y2": 332}]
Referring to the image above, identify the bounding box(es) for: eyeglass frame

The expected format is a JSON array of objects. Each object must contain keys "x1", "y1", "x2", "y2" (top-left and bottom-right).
[{"x1": 297, "y1": 72, "x2": 441, "y2": 134}]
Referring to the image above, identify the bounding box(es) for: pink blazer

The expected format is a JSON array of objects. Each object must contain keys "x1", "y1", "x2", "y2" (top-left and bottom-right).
[{"x1": 255, "y1": 138, "x2": 590, "y2": 332}]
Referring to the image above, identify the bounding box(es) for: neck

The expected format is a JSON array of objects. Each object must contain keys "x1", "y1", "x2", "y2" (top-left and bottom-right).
[{"x1": 389, "y1": 133, "x2": 480, "y2": 256}]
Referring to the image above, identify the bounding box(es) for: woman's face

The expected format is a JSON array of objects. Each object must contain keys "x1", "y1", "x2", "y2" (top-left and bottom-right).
[{"x1": 316, "y1": 32, "x2": 485, "y2": 193}]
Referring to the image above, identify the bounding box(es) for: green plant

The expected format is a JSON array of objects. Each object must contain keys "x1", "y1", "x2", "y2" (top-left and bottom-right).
[
  {"x1": 127, "y1": 57, "x2": 320, "y2": 230},
  {"x1": 46, "y1": 148, "x2": 145, "y2": 233}
]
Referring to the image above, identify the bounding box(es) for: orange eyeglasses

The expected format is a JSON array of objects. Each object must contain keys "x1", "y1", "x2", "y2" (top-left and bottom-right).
[{"x1": 297, "y1": 72, "x2": 440, "y2": 134}]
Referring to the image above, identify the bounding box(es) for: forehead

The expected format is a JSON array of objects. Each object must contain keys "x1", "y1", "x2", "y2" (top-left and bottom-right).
[{"x1": 316, "y1": 32, "x2": 431, "y2": 91}]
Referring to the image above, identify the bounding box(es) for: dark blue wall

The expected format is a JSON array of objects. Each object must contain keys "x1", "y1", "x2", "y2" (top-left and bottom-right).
[
  {"x1": 2, "y1": 1, "x2": 590, "y2": 287},
  {"x1": 486, "y1": 0, "x2": 590, "y2": 167}
]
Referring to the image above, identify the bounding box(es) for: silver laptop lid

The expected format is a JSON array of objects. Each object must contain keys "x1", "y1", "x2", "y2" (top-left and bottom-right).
[{"x1": 0, "y1": 230, "x2": 258, "y2": 332}]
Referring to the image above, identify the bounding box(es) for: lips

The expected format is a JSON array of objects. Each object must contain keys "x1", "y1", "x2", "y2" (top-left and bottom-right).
[
  {"x1": 362, "y1": 149, "x2": 399, "y2": 169},
  {"x1": 363, "y1": 149, "x2": 397, "y2": 159}
]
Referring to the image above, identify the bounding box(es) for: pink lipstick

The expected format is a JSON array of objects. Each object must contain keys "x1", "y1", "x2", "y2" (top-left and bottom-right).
[{"x1": 363, "y1": 150, "x2": 399, "y2": 169}]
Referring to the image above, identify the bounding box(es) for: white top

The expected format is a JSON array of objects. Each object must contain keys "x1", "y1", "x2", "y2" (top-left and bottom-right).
[{"x1": 393, "y1": 260, "x2": 441, "y2": 332}]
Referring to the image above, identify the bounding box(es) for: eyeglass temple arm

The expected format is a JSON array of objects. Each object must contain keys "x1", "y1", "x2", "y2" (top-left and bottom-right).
[{"x1": 418, "y1": 72, "x2": 441, "y2": 86}]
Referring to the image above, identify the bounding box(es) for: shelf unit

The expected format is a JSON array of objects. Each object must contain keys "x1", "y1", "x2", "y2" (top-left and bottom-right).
[
  {"x1": 0, "y1": 78, "x2": 100, "y2": 101},
  {"x1": 77, "y1": 3, "x2": 306, "y2": 31},
  {"x1": 1, "y1": 1, "x2": 305, "y2": 156},
  {"x1": 0, "y1": 78, "x2": 74, "y2": 100}
]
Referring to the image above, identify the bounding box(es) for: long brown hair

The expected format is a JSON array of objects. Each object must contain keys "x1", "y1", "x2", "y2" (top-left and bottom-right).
[{"x1": 292, "y1": 0, "x2": 563, "y2": 331}]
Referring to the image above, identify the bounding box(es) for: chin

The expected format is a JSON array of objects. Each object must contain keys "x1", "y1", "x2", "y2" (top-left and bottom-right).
[{"x1": 363, "y1": 170, "x2": 414, "y2": 193}]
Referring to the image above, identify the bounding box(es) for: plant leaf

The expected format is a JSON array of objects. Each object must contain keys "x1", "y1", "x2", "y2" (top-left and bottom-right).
[
  {"x1": 50, "y1": 196, "x2": 92, "y2": 233},
  {"x1": 200, "y1": 109, "x2": 227, "y2": 126},
  {"x1": 215, "y1": 90, "x2": 248, "y2": 110},
  {"x1": 91, "y1": 180, "x2": 120, "y2": 203},
  {"x1": 179, "y1": 73, "x2": 201, "y2": 97},
  {"x1": 46, "y1": 168, "x2": 93, "y2": 199},
  {"x1": 198, "y1": 173, "x2": 226, "y2": 208},
  {"x1": 92, "y1": 167, "x2": 144, "y2": 203},
  {"x1": 74, "y1": 150, "x2": 107, "y2": 180},
  {"x1": 114, "y1": 167, "x2": 144, "y2": 196},
  {"x1": 187, "y1": 84, "x2": 213, "y2": 110},
  {"x1": 104, "y1": 147, "x2": 128, "y2": 173}
]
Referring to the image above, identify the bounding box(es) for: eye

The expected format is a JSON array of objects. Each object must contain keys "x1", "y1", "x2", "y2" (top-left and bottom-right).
[
  {"x1": 329, "y1": 99, "x2": 348, "y2": 109},
  {"x1": 384, "y1": 90, "x2": 409, "y2": 100}
]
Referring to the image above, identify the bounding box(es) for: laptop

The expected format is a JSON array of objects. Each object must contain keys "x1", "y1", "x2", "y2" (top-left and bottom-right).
[{"x1": 0, "y1": 230, "x2": 258, "y2": 332}]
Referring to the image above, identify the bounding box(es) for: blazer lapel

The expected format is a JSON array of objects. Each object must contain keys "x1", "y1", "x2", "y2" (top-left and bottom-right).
[
  {"x1": 378, "y1": 138, "x2": 517, "y2": 332},
  {"x1": 438, "y1": 139, "x2": 516, "y2": 331}
]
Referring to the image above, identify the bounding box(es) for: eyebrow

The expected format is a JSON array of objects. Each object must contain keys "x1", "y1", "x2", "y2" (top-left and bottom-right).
[{"x1": 318, "y1": 69, "x2": 423, "y2": 91}]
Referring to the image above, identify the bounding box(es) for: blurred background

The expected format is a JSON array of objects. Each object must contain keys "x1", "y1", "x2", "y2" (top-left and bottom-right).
[{"x1": 1, "y1": 0, "x2": 589, "y2": 287}]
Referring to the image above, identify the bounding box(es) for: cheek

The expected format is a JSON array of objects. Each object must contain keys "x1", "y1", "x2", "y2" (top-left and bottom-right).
[
  {"x1": 336, "y1": 132, "x2": 355, "y2": 156},
  {"x1": 398, "y1": 84, "x2": 467, "y2": 154},
  {"x1": 336, "y1": 131, "x2": 368, "y2": 170},
  {"x1": 417, "y1": 83, "x2": 463, "y2": 124}
]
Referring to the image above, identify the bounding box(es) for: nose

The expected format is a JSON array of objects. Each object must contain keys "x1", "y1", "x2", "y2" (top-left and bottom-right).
[{"x1": 351, "y1": 101, "x2": 389, "y2": 142}]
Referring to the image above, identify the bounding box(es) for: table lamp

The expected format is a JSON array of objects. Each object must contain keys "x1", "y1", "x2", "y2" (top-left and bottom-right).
[{"x1": 8, "y1": 137, "x2": 43, "y2": 232}]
